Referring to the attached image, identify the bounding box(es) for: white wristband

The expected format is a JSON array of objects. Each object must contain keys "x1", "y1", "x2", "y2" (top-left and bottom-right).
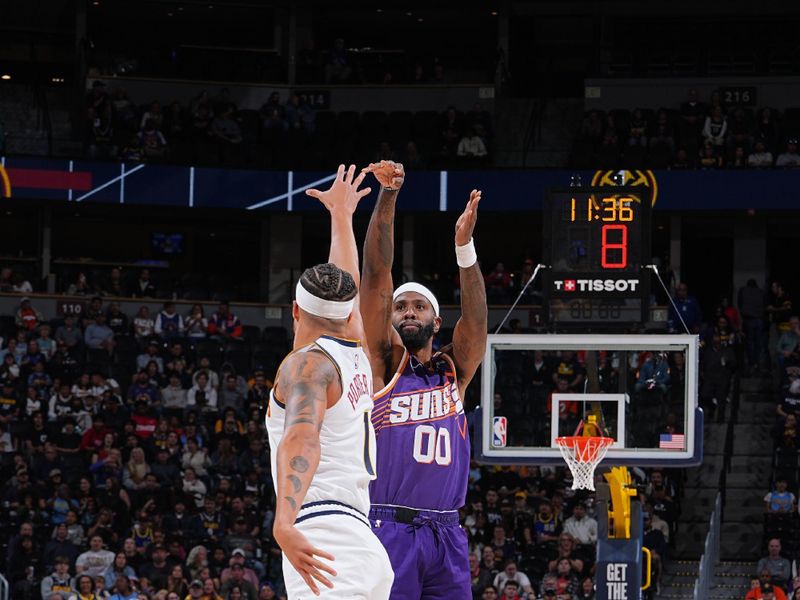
[{"x1": 455, "y1": 238, "x2": 478, "y2": 268}]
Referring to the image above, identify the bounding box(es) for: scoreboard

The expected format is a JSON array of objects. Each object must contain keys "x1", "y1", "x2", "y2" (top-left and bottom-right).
[{"x1": 543, "y1": 187, "x2": 652, "y2": 326}]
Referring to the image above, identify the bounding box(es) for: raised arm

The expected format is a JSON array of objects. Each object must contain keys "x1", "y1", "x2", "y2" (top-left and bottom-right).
[
  {"x1": 272, "y1": 351, "x2": 339, "y2": 595},
  {"x1": 306, "y1": 164, "x2": 371, "y2": 287},
  {"x1": 305, "y1": 164, "x2": 372, "y2": 344},
  {"x1": 360, "y1": 161, "x2": 405, "y2": 370},
  {"x1": 451, "y1": 190, "x2": 488, "y2": 393}
]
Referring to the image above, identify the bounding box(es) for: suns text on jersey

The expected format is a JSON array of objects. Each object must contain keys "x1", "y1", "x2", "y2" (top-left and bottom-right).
[{"x1": 388, "y1": 382, "x2": 464, "y2": 424}]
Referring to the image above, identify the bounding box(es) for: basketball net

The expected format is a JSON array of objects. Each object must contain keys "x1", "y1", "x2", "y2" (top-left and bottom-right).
[{"x1": 556, "y1": 417, "x2": 614, "y2": 491}]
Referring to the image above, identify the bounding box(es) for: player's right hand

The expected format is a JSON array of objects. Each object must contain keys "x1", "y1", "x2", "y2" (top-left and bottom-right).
[
  {"x1": 274, "y1": 524, "x2": 337, "y2": 596},
  {"x1": 362, "y1": 160, "x2": 405, "y2": 190}
]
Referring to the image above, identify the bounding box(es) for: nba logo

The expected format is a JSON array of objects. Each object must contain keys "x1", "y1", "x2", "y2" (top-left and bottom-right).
[{"x1": 493, "y1": 416, "x2": 507, "y2": 447}]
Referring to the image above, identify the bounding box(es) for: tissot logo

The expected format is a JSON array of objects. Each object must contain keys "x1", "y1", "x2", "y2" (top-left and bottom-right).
[{"x1": 554, "y1": 278, "x2": 640, "y2": 292}]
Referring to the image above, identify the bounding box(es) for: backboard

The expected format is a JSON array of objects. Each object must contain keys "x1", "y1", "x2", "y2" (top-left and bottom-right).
[{"x1": 477, "y1": 334, "x2": 702, "y2": 467}]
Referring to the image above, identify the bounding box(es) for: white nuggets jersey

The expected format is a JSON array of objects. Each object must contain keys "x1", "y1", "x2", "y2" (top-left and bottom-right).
[{"x1": 266, "y1": 335, "x2": 377, "y2": 516}]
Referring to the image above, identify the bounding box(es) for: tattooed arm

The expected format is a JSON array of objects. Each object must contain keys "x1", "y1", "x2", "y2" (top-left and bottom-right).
[
  {"x1": 273, "y1": 351, "x2": 339, "y2": 595},
  {"x1": 451, "y1": 190, "x2": 488, "y2": 394},
  {"x1": 361, "y1": 161, "x2": 406, "y2": 381}
]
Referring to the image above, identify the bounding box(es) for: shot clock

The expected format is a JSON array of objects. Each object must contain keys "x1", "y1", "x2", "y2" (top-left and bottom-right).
[{"x1": 543, "y1": 187, "x2": 652, "y2": 326}]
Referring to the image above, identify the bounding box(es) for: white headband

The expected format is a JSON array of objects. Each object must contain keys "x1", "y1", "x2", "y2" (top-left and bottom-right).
[
  {"x1": 393, "y1": 282, "x2": 440, "y2": 316},
  {"x1": 295, "y1": 281, "x2": 354, "y2": 320}
]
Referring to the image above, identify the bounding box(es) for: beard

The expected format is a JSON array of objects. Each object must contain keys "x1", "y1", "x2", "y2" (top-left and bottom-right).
[{"x1": 395, "y1": 320, "x2": 435, "y2": 351}]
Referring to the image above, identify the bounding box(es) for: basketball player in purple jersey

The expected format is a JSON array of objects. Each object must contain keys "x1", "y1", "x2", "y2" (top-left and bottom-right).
[{"x1": 360, "y1": 160, "x2": 488, "y2": 599}]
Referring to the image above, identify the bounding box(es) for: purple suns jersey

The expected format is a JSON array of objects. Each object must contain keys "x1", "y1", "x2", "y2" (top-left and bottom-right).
[{"x1": 369, "y1": 349, "x2": 470, "y2": 511}]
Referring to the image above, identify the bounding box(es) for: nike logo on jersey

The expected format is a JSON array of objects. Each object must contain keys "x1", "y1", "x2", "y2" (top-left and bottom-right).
[
  {"x1": 347, "y1": 373, "x2": 370, "y2": 410},
  {"x1": 388, "y1": 382, "x2": 463, "y2": 424}
]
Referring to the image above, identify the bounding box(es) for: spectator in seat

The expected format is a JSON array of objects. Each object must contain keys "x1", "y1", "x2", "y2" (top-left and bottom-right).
[
  {"x1": 501, "y1": 580, "x2": 522, "y2": 600},
  {"x1": 485, "y1": 262, "x2": 513, "y2": 304},
  {"x1": 119, "y1": 134, "x2": 144, "y2": 162},
  {"x1": 16, "y1": 296, "x2": 43, "y2": 333},
  {"x1": 776, "y1": 139, "x2": 800, "y2": 168},
  {"x1": 40, "y1": 555, "x2": 74, "y2": 600},
  {"x1": 650, "y1": 109, "x2": 675, "y2": 152},
  {"x1": 140, "y1": 101, "x2": 164, "y2": 132},
  {"x1": 131, "y1": 270, "x2": 157, "y2": 298},
  {"x1": 88, "y1": 106, "x2": 115, "y2": 159},
  {"x1": 764, "y1": 478, "x2": 796, "y2": 516},
  {"x1": 748, "y1": 141, "x2": 774, "y2": 167},
  {"x1": 768, "y1": 282, "x2": 793, "y2": 352},
  {"x1": 208, "y1": 301, "x2": 242, "y2": 340},
  {"x1": 671, "y1": 147, "x2": 691, "y2": 168},
  {"x1": 132, "y1": 306, "x2": 155, "y2": 340},
  {"x1": 758, "y1": 539, "x2": 792, "y2": 588},
  {"x1": 285, "y1": 93, "x2": 315, "y2": 135},
  {"x1": 457, "y1": 127, "x2": 488, "y2": 159},
  {"x1": 187, "y1": 372, "x2": 218, "y2": 415},
  {"x1": 702, "y1": 106, "x2": 727, "y2": 148},
  {"x1": 84, "y1": 314, "x2": 115, "y2": 355},
  {"x1": 628, "y1": 108, "x2": 648, "y2": 147},
  {"x1": 185, "y1": 304, "x2": 208, "y2": 339},
  {"x1": 730, "y1": 145, "x2": 747, "y2": 168},
  {"x1": 137, "y1": 341, "x2": 164, "y2": 373},
  {"x1": 698, "y1": 142, "x2": 723, "y2": 168},
  {"x1": 482, "y1": 585, "x2": 499, "y2": 600},
  {"x1": 563, "y1": 501, "x2": 598, "y2": 546},
  {"x1": 493, "y1": 561, "x2": 534, "y2": 599},
  {"x1": 105, "y1": 303, "x2": 129, "y2": 337},
  {"x1": 635, "y1": 352, "x2": 671, "y2": 395},
  {"x1": 777, "y1": 316, "x2": 800, "y2": 370},
  {"x1": 211, "y1": 106, "x2": 243, "y2": 146},
  {"x1": 100, "y1": 267, "x2": 125, "y2": 297},
  {"x1": 138, "y1": 119, "x2": 168, "y2": 161},
  {"x1": 154, "y1": 302, "x2": 184, "y2": 341},
  {"x1": 76, "y1": 534, "x2": 115, "y2": 577},
  {"x1": 260, "y1": 92, "x2": 286, "y2": 133},
  {"x1": 773, "y1": 412, "x2": 800, "y2": 449},
  {"x1": 220, "y1": 563, "x2": 258, "y2": 600}
]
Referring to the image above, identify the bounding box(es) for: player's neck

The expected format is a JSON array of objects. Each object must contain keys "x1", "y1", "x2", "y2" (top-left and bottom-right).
[{"x1": 410, "y1": 345, "x2": 434, "y2": 365}]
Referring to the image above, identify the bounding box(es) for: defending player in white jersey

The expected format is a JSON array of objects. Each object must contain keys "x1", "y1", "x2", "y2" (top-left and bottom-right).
[{"x1": 266, "y1": 165, "x2": 393, "y2": 598}]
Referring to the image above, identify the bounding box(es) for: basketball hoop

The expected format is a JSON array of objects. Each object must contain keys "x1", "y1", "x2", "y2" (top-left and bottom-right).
[{"x1": 555, "y1": 435, "x2": 614, "y2": 491}]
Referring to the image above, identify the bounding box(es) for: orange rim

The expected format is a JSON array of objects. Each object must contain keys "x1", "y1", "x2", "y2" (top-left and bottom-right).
[{"x1": 555, "y1": 436, "x2": 614, "y2": 463}]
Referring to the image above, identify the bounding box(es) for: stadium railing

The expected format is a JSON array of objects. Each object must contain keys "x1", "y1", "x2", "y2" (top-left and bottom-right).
[{"x1": 693, "y1": 492, "x2": 722, "y2": 600}]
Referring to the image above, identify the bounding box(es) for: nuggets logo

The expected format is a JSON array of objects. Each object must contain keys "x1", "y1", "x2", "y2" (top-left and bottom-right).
[
  {"x1": 591, "y1": 169, "x2": 657, "y2": 207},
  {"x1": 0, "y1": 165, "x2": 10, "y2": 198}
]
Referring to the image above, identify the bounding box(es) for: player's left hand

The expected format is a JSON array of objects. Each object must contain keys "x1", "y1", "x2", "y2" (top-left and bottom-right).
[
  {"x1": 306, "y1": 164, "x2": 371, "y2": 215},
  {"x1": 454, "y1": 189, "x2": 481, "y2": 247}
]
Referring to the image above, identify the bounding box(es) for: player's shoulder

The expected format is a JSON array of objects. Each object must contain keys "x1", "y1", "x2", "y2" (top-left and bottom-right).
[{"x1": 277, "y1": 348, "x2": 340, "y2": 388}]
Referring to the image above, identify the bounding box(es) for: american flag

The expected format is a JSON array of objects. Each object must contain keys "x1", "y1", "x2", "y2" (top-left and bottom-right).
[{"x1": 659, "y1": 433, "x2": 685, "y2": 449}]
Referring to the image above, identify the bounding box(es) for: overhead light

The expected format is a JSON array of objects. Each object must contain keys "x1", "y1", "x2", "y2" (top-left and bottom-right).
[
  {"x1": 405, "y1": 11, "x2": 412, "y2": 16},
  {"x1": 167, "y1": 11, "x2": 173, "y2": 16},
  {"x1": 51, "y1": 77, "x2": 65, "y2": 83},
  {"x1": 417, "y1": 17, "x2": 424, "y2": 22},
  {"x1": 92, "y1": 0, "x2": 100, "y2": 5},
  {"x1": 491, "y1": 11, "x2": 498, "y2": 16},
  {"x1": 178, "y1": 6, "x2": 184, "y2": 10},
  {"x1": 376, "y1": 8, "x2": 382, "y2": 12},
  {"x1": 1, "y1": 75, "x2": 11, "y2": 80}
]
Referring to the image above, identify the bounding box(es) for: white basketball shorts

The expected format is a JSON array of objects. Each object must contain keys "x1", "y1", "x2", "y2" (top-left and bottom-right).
[{"x1": 282, "y1": 501, "x2": 394, "y2": 599}]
